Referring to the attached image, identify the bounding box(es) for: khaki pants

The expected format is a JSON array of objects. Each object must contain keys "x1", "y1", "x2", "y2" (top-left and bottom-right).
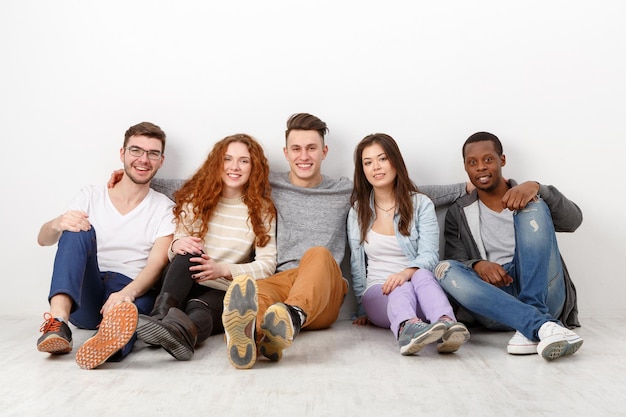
[{"x1": 257, "y1": 246, "x2": 348, "y2": 333}]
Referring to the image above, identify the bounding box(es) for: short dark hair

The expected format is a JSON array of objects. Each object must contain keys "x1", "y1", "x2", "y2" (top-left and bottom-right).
[
  {"x1": 462, "y1": 131, "x2": 503, "y2": 158},
  {"x1": 284, "y1": 113, "x2": 328, "y2": 144},
  {"x1": 124, "y1": 122, "x2": 167, "y2": 151}
]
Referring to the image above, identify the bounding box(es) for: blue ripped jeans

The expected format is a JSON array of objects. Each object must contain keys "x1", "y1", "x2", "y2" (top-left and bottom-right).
[
  {"x1": 47, "y1": 228, "x2": 156, "y2": 359},
  {"x1": 435, "y1": 199, "x2": 565, "y2": 341}
]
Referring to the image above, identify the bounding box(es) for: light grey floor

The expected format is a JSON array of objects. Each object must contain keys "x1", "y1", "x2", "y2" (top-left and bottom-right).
[{"x1": 1, "y1": 315, "x2": 624, "y2": 417}]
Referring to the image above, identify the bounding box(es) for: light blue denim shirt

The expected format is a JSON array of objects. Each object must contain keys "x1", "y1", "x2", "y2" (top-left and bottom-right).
[{"x1": 347, "y1": 192, "x2": 440, "y2": 316}]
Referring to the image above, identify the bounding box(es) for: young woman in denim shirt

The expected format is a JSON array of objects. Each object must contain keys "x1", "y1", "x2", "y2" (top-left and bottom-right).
[{"x1": 348, "y1": 133, "x2": 469, "y2": 355}]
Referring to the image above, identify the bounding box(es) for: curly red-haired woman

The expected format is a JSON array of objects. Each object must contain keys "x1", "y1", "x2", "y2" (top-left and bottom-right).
[{"x1": 136, "y1": 134, "x2": 276, "y2": 361}]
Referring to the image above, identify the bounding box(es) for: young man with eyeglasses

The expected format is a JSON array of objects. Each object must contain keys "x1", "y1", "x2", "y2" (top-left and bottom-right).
[{"x1": 36, "y1": 121, "x2": 175, "y2": 369}]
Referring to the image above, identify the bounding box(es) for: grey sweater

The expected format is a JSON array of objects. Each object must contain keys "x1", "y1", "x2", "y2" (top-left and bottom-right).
[{"x1": 269, "y1": 172, "x2": 353, "y2": 271}]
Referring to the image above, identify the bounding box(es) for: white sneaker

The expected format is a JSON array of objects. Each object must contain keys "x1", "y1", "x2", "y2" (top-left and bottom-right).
[
  {"x1": 507, "y1": 331, "x2": 538, "y2": 355},
  {"x1": 537, "y1": 321, "x2": 583, "y2": 361}
]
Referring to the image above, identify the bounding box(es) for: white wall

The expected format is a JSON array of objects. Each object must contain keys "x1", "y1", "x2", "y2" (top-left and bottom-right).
[{"x1": 1, "y1": 1, "x2": 624, "y2": 319}]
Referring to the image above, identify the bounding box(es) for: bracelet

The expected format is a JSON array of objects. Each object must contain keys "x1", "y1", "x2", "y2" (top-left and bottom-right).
[{"x1": 169, "y1": 238, "x2": 179, "y2": 254}]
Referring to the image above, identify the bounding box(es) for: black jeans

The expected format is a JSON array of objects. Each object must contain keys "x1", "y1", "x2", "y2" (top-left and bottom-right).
[{"x1": 159, "y1": 253, "x2": 226, "y2": 342}]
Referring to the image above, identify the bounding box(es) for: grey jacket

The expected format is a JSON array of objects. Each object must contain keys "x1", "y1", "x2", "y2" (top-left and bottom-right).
[{"x1": 443, "y1": 179, "x2": 582, "y2": 328}]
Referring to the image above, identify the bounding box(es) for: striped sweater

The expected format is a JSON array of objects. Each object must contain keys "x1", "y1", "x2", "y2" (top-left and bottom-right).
[{"x1": 172, "y1": 196, "x2": 277, "y2": 291}]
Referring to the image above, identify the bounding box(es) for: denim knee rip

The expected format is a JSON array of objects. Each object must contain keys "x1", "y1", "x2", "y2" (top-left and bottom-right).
[{"x1": 434, "y1": 262, "x2": 450, "y2": 280}]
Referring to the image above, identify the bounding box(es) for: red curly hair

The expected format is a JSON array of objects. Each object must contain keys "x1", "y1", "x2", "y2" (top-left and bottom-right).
[{"x1": 173, "y1": 134, "x2": 275, "y2": 247}]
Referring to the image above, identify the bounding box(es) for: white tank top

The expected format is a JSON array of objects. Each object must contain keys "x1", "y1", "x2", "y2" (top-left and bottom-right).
[{"x1": 363, "y1": 229, "x2": 410, "y2": 290}]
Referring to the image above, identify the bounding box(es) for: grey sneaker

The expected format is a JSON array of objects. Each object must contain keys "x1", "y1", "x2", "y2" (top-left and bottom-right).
[
  {"x1": 537, "y1": 321, "x2": 583, "y2": 360},
  {"x1": 37, "y1": 313, "x2": 73, "y2": 354},
  {"x1": 222, "y1": 275, "x2": 258, "y2": 369},
  {"x1": 398, "y1": 319, "x2": 446, "y2": 355},
  {"x1": 436, "y1": 320, "x2": 470, "y2": 354}
]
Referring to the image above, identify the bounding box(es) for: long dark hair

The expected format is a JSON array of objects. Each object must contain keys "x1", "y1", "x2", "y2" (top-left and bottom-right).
[{"x1": 350, "y1": 133, "x2": 419, "y2": 243}]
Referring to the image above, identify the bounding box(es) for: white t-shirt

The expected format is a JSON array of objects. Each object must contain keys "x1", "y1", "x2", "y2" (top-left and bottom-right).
[
  {"x1": 68, "y1": 185, "x2": 175, "y2": 279},
  {"x1": 363, "y1": 229, "x2": 410, "y2": 291}
]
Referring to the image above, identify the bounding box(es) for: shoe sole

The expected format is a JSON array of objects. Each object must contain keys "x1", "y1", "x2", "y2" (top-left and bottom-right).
[
  {"x1": 259, "y1": 340, "x2": 282, "y2": 362},
  {"x1": 75, "y1": 302, "x2": 138, "y2": 370},
  {"x1": 564, "y1": 339, "x2": 584, "y2": 356},
  {"x1": 507, "y1": 344, "x2": 539, "y2": 355},
  {"x1": 136, "y1": 315, "x2": 161, "y2": 346},
  {"x1": 136, "y1": 315, "x2": 193, "y2": 361},
  {"x1": 37, "y1": 335, "x2": 72, "y2": 354},
  {"x1": 259, "y1": 303, "x2": 294, "y2": 361},
  {"x1": 400, "y1": 322, "x2": 447, "y2": 356},
  {"x1": 437, "y1": 325, "x2": 471, "y2": 354},
  {"x1": 538, "y1": 337, "x2": 584, "y2": 360},
  {"x1": 222, "y1": 275, "x2": 257, "y2": 369}
]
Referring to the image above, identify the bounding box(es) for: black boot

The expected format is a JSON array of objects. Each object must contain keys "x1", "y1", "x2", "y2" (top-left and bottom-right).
[
  {"x1": 136, "y1": 307, "x2": 198, "y2": 361},
  {"x1": 136, "y1": 293, "x2": 180, "y2": 347},
  {"x1": 148, "y1": 292, "x2": 179, "y2": 320}
]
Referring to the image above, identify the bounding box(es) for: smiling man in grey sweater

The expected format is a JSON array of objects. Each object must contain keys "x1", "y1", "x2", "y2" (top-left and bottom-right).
[{"x1": 218, "y1": 113, "x2": 478, "y2": 370}]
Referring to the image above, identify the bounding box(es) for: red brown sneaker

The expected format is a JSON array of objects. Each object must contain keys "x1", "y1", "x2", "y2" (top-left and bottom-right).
[
  {"x1": 37, "y1": 313, "x2": 73, "y2": 354},
  {"x1": 75, "y1": 302, "x2": 138, "y2": 370}
]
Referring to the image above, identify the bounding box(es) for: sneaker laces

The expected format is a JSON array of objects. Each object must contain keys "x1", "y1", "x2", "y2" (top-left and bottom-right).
[
  {"x1": 40, "y1": 313, "x2": 62, "y2": 333},
  {"x1": 539, "y1": 321, "x2": 570, "y2": 339},
  {"x1": 398, "y1": 318, "x2": 426, "y2": 335}
]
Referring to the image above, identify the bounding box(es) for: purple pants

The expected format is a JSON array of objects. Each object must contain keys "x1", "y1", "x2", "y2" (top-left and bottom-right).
[{"x1": 362, "y1": 268, "x2": 455, "y2": 338}]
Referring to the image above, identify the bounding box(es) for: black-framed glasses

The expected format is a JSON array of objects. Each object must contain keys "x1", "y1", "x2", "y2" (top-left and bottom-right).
[{"x1": 125, "y1": 146, "x2": 163, "y2": 160}]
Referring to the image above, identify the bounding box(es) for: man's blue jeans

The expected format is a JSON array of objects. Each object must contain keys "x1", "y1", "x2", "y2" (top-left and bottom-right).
[
  {"x1": 48, "y1": 228, "x2": 156, "y2": 358},
  {"x1": 435, "y1": 199, "x2": 565, "y2": 341}
]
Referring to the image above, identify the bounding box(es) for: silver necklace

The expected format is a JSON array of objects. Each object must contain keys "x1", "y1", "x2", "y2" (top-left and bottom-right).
[{"x1": 374, "y1": 202, "x2": 395, "y2": 218}]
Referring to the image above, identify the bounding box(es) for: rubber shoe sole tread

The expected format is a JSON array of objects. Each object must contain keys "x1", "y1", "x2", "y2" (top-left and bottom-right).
[
  {"x1": 75, "y1": 302, "x2": 138, "y2": 370},
  {"x1": 538, "y1": 337, "x2": 584, "y2": 360},
  {"x1": 437, "y1": 322, "x2": 470, "y2": 354},
  {"x1": 37, "y1": 333, "x2": 72, "y2": 354},
  {"x1": 136, "y1": 314, "x2": 193, "y2": 361},
  {"x1": 259, "y1": 303, "x2": 294, "y2": 361},
  {"x1": 537, "y1": 322, "x2": 584, "y2": 360},
  {"x1": 222, "y1": 275, "x2": 258, "y2": 369}
]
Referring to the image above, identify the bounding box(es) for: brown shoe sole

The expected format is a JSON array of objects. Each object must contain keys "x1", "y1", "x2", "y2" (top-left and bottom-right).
[
  {"x1": 37, "y1": 335, "x2": 72, "y2": 354},
  {"x1": 75, "y1": 302, "x2": 138, "y2": 370}
]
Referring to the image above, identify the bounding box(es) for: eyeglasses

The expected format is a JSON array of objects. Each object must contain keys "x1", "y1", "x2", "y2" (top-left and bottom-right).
[{"x1": 125, "y1": 146, "x2": 163, "y2": 160}]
